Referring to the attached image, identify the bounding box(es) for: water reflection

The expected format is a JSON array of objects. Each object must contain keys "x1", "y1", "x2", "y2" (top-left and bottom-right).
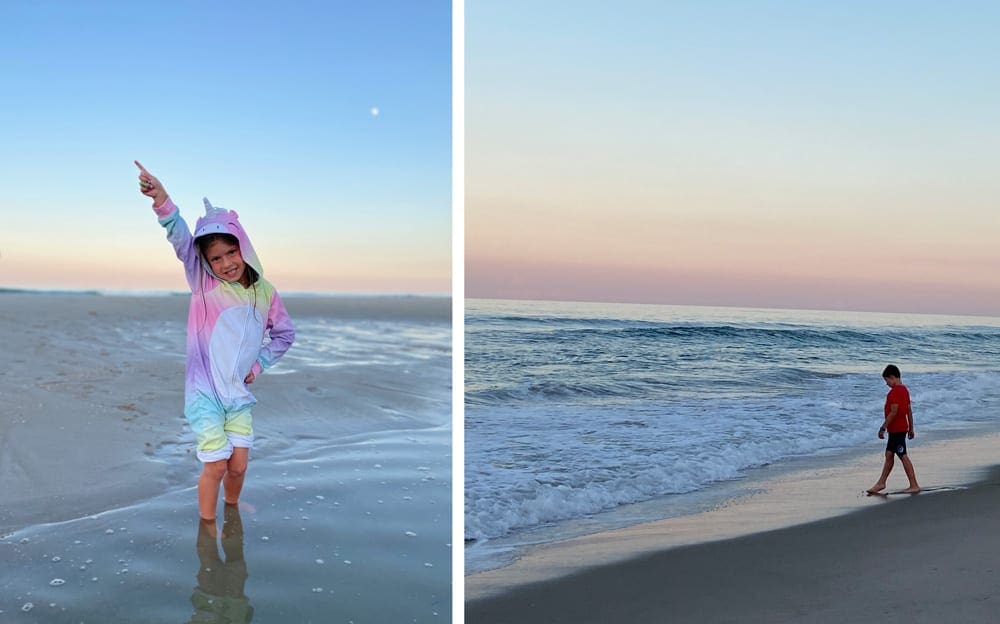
[{"x1": 187, "y1": 504, "x2": 254, "y2": 623}]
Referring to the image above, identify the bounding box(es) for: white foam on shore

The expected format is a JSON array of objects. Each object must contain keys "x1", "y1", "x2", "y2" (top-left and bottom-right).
[
  {"x1": 465, "y1": 370, "x2": 1000, "y2": 545},
  {"x1": 465, "y1": 430, "x2": 1000, "y2": 599}
]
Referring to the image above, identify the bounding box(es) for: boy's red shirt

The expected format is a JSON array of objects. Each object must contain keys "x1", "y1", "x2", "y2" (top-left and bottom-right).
[{"x1": 884, "y1": 384, "x2": 911, "y2": 433}]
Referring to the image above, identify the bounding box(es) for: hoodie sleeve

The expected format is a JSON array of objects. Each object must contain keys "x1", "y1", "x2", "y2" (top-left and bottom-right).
[
  {"x1": 254, "y1": 290, "x2": 295, "y2": 374},
  {"x1": 153, "y1": 198, "x2": 203, "y2": 291}
]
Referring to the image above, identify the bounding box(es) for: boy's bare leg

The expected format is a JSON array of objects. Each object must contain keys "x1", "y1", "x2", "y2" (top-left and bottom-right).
[
  {"x1": 223, "y1": 447, "x2": 249, "y2": 505},
  {"x1": 867, "y1": 452, "x2": 894, "y2": 494},
  {"x1": 198, "y1": 460, "x2": 228, "y2": 520},
  {"x1": 900, "y1": 455, "x2": 921, "y2": 493}
]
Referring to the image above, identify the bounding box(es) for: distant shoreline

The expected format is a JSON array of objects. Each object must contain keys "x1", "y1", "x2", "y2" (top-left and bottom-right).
[
  {"x1": 466, "y1": 296, "x2": 1000, "y2": 321},
  {"x1": 465, "y1": 296, "x2": 1000, "y2": 325},
  {"x1": 0, "y1": 290, "x2": 452, "y2": 323},
  {"x1": 1, "y1": 286, "x2": 450, "y2": 299}
]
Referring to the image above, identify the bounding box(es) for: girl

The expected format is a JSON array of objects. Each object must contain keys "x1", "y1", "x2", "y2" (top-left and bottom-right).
[{"x1": 136, "y1": 160, "x2": 295, "y2": 521}]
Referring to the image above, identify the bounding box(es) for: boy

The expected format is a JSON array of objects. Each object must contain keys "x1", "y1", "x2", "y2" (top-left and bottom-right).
[{"x1": 867, "y1": 364, "x2": 921, "y2": 494}]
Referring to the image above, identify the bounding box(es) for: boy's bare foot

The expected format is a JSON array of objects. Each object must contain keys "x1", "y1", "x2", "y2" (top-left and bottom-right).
[
  {"x1": 903, "y1": 486, "x2": 921, "y2": 494},
  {"x1": 866, "y1": 483, "x2": 886, "y2": 494}
]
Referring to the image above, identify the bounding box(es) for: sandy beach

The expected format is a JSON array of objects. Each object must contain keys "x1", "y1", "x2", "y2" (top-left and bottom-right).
[
  {"x1": 0, "y1": 292, "x2": 451, "y2": 622},
  {"x1": 467, "y1": 438, "x2": 1000, "y2": 623}
]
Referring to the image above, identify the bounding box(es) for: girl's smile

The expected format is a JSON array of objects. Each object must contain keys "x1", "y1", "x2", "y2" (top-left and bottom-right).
[{"x1": 202, "y1": 238, "x2": 250, "y2": 287}]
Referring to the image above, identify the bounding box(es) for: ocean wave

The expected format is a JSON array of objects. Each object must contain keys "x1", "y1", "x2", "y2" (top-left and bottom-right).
[
  {"x1": 469, "y1": 314, "x2": 1000, "y2": 347},
  {"x1": 470, "y1": 322, "x2": 917, "y2": 350},
  {"x1": 465, "y1": 302, "x2": 1000, "y2": 546},
  {"x1": 465, "y1": 367, "x2": 848, "y2": 406},
  {"x1": 464, "y1": 403, "x2": 873, "y2": 541},
  {"x1": 465, "y1": 369, "x2": 1000, "y2": 541}
]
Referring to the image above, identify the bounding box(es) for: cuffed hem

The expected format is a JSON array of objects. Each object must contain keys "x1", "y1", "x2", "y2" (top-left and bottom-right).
[
  {"x1": 153, "y1": 196, "x2": 176, "y2": 218},
  {"x1": 197, "y1": 442, "x2": 234, "y2": 463},
  {"x1": 227, "y1": 432, "x2": 254, "y2": 449}
]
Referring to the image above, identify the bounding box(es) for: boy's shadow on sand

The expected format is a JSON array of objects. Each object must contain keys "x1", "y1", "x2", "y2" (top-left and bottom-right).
[{"x1": 187, "y1": 504, "x2": 254, "y2": 623}]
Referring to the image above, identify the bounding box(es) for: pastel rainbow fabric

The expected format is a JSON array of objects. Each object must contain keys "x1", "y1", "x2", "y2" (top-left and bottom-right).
[{"x1": 154, "y1": 197, "x2": 295, "y2": 462}]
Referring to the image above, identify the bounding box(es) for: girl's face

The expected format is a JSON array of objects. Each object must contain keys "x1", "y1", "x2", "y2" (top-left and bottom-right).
[{"x1": 203, "y1": 238, "x2": 249, "y2": 287}]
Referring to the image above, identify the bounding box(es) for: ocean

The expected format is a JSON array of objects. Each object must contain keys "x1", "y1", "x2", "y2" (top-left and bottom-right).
[{"x1": 464, "y1": 298, "x2": 1000, "y2": 572}]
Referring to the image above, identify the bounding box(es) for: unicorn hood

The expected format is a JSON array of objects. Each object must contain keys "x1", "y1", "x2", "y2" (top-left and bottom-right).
[{"x1": 193, "y1": 198, "x2": 263, "y2": 280}]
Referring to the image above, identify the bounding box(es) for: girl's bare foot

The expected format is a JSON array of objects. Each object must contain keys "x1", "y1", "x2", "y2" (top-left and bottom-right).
[{"x1": 199, "y1": 517, "x2": 218, "y2": 538}]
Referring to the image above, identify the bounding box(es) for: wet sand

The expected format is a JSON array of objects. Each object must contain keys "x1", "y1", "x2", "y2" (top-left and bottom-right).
[
  {"x1": 466, "y1": 437, "x2": 1000, "y2": 623},
  {"x1": 2, "y1": 426, "x2": 450, "y2": 622},
  {"x1": 0, "y1": 292, "x2": 451, "y2": 622}
]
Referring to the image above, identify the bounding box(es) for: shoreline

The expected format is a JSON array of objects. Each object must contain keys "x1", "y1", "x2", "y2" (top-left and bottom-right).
[
  {"x1": 0, "y1": 293, "x2": 450, "y2": 534},
  {"x1": 467, "y1": 463, "x2": 1000, "y2": 623},
  {"x1": 2, "y1": 292, "x2": 452, "y2": 620},
  {"x1": 0, "y1": 291, "x2": 452, "y2": 320},
  {"x1": 466, "y1": 430, "x2": 1000, "y2": 605},
  {"x1": 1, "y1": 425, "x2": 452, "y2": 622}
]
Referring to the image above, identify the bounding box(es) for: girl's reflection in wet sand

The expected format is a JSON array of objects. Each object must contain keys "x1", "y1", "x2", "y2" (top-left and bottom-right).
[{"x1": 189, "y1": 504, "x2": 253, "y2": 623}]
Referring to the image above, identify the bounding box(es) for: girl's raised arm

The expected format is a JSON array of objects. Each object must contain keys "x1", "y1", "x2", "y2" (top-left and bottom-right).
[{"x1": 135, "y1": 160, "x2": 169, "y2": 208}]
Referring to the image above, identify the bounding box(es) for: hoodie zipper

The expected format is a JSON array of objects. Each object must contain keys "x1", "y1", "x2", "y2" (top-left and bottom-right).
[{"x1": 234, "y1": 285, "x2": 254, "y2": 387}]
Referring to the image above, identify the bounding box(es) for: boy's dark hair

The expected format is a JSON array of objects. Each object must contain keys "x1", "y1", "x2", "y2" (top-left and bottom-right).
[{"x1": 882, "y1": 364, "x2": 901, "y2": 378}]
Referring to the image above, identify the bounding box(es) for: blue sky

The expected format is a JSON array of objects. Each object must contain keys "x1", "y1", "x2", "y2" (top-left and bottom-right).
[
  {"x1": 466, "y1": 1, "x2": 1000, "y2": 315},
  {"x1": 1, "y1": 0, "x2": 451, "y2": 294}
]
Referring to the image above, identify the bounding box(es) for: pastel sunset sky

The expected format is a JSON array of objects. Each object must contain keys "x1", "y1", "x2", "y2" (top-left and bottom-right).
[
  {"x1": 1, "y1": 1, "x2": 451, "y2": 295},
  {"x1": 466, "y1": 1, "x2": 1000, "y2": 316}
]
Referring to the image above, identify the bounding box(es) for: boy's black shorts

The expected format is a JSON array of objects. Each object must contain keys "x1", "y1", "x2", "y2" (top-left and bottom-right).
[{"x1": 886, "y1": 431, "x2": 908, "y2": 456}]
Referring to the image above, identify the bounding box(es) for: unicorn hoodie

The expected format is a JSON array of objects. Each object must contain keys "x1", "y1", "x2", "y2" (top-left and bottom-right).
[{"x1": 153, "y1": 197, "x2": 295, "y2": 462}]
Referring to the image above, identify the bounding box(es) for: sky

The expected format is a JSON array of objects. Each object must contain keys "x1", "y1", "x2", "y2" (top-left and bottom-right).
[
  {"x1": 466, "y1": 1, "x2": 1000, "y2": 316},
  {"x1": 0, "y1": 0, "x2": 451, "y2": 295}
]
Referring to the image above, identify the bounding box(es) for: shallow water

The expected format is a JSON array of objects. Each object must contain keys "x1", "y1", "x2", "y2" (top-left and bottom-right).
[
  {"x1": 1, "y1": 294, "x2": 453, "y2": 621},
  {"x1": 0, "y1": 426, "x2": 451, "y2": 623}
]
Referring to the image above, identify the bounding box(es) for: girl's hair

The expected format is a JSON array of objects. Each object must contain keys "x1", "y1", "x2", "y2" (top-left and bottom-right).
[
  {"x1": 196, "y1": 233, "x2": 259, "y2": 286},
  {"x1": 195, "y1": 232, "x2": 239, "y2": 254}
]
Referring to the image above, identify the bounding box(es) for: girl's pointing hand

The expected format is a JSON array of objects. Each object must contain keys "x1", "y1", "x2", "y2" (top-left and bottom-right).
[{"x1": 134, "y1": 160, "x2": 168, "y2": 207}]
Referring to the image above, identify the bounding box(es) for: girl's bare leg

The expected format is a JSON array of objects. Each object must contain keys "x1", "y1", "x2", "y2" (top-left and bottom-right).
[
  {"x1": 198, "y1": 460, "x2": 228, "y2": 520},
  {"x1": 223, "y1": 447, "x2": 250, "y2": 505}
]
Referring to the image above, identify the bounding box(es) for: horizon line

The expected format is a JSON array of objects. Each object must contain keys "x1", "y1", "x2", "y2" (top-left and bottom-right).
[
  {"x1": 0, "y1": 286, "x2": 451, "y2": 299},
  {"x1": 465, "y1": 294, "x2": 1000, "y2": 321}
]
